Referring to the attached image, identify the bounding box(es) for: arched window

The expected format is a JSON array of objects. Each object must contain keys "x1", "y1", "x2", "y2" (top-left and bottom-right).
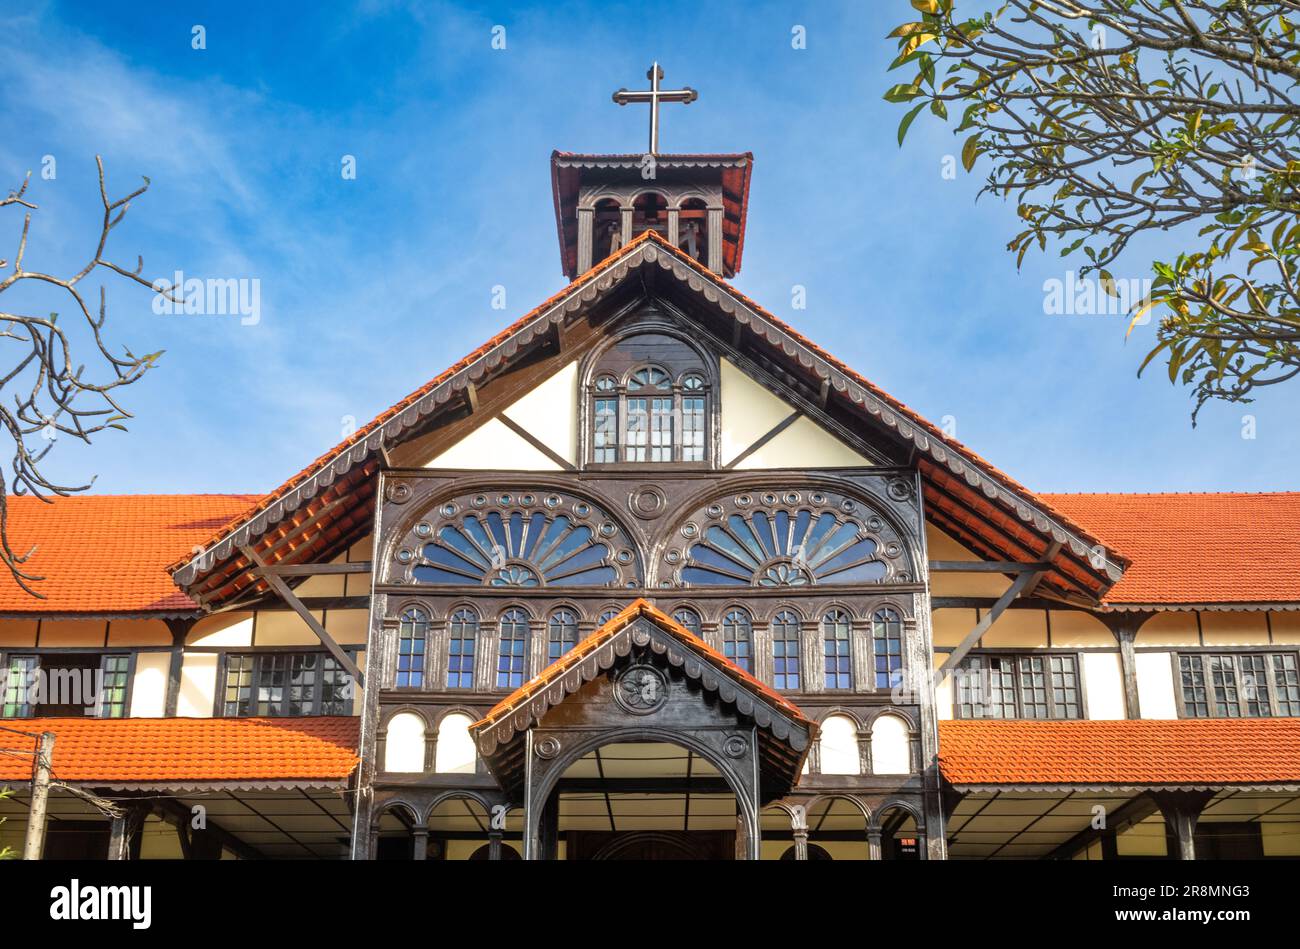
[
  {"x1": 395, "y1": 606, "x2": 428, "y2": 688},
  {"x1": 822, "y1": 609, "x2": 853, "y2": 690},
  {"x1": 626, "y1": 366, "x2": 673, "y2": 462},
  {"x1": 819, "y1": 714, "x2": 861, "y2": 775},
  {"x1": 597, "y1": 606, "x2": 620, "y2": 626},
  {"x1": 434, "y1": 713, "x2": 477, "y2": 773},
  {"x1": 671, "y1": 489, "x2": 910, "y2": 588},
  {"x1": 383, "y1": 712, "x2": 426, "y2": 773},
  {"x1": 677, "y1": 197, "x2": 709, "y2": 264},
  {"x1": 402, "y1": 491, "x2": 638, "y2": 588},
  {"x1": 584, "y1": 332, "x2": 713, "y2": 466},
  {"x1": 547, "y1": 609, "x2": 579, "y2": 664},
  {"x1": 672, "y1": 607, "x2": 702, "y2": 637},
  {"x1": 446, "y1": 608, "x2": 478, "y2": 689},
  {"x1": 631, "y1": 190, "x2": 668, "y2": 238},
  {"x1": 872, "y1": 607, "x2": 904, "y2": 690},
  {"x1": 772, "y1": 609, "x2": 801, "y2": 690},
  {"x1": 871, "y1": 714, "x2": 912, "y2": 774},
  {"x1": 496, "y1": 608, "x2": 530, "y2": 689},
  {"x1": 722, "y1": 608, "x2": 752, "y2": 673}
]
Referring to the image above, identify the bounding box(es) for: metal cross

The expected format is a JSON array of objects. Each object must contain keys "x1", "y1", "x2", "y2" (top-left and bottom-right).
[{"x1": 612, "y1": 62, "x2": 698, "y2": 154}]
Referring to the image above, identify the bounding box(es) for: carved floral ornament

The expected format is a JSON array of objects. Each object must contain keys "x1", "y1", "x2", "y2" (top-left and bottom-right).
[
  {"x1": 659, "y1": 488, "x2": 913, "y2": 589},
  {"x1": 388, "y1": 490, "x2": 641, "y2": 588}
]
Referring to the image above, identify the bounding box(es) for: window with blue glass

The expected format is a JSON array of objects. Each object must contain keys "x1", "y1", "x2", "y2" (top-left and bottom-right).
[
  {"x1": 672, "y1": 606, "x2": 702, "y2": 637},
  {"x1": 395, "y1": 606, "x2": 428, "y2": 688},
  {"x1": 548, "y1": 609, "x2": 579, "y2": 664},
  {"x1": 446, "y1": 608, "x2": 478, "y2": 689},
  {"x1": 872, "y1": 607, "x2": 904, "y2": 690},
  {"x1": 822, "y1": 609, "x2": 853, "y2": 690},
  {"x1": 772, "y1": 609, "x2": 801, "y2": 690},
  {"x1": 722, "y1": 608, "x2": 752, "y2": 673},
  {"x1": 497, "y1": 608, "x2": 530, "y2": 689}
]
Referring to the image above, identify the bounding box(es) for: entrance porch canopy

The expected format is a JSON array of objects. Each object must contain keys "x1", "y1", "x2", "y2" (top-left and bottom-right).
[{"x1": 470, "y1": 599, "x2": 817, "y2": 801}]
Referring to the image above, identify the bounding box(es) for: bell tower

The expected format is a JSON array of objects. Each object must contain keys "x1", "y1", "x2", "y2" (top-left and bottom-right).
[{"x1": 550, "y1": 63, "x2": 753, "y2": 280}]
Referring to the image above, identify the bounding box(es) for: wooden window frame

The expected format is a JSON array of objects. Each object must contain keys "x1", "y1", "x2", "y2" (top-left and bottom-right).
[
  {"x1": 0, "y1": 650, "x2": 135, "y2": 720},
  {"x1": 953, "y1": 650, "x2": 1085, "y2": 720},
  {"x1": 1176, "y1": 650, "x2": 1300, "y2": 719},
  {"x1": 217, "y1": 649, "x2": 354, "y2": 718}
]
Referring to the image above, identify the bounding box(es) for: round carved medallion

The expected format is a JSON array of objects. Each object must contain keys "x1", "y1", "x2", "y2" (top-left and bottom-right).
[
  {"x1": 723, "y1": 736, "x2": 748, "y2": 759},
  {"x1": 629, "y1": 485, "x2": 667, "y2": 520},
  {"x1": 535, "y1": 736, "x2": 562, "y2": 759},
  {"x1": 613, "y1": 665, "x2": 669, "y2": 715}
]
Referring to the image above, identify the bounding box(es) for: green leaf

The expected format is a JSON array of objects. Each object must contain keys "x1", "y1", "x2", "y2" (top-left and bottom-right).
[
  {"x1": 898, "y1": 102, "x2": 927, "y2": 146},
  {"x1": 961, "y1": 134, "x2": 982, "y2": 171},
  {"x1": 884, "y1": 83, "x2": 922, "y2": 103}
]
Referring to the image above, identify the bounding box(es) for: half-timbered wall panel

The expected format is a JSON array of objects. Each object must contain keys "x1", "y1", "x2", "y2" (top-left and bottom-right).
[{"x1": 131, "y1": 651, "x2": 171, "y2": 717}]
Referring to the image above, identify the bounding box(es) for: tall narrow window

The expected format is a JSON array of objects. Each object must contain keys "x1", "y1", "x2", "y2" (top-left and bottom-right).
[
  {"x1": 1209, "y1": 654, "x2": 1241, "y2": 718},
  {"x1": 772, "y1": 610, "x2": 801, "y2": 690},
  {"x1": 822, "y1": 609, "x2": 853, "y2": 690},
  {"x1": 872, "y1": 607, "x2": 904, "y2": 690},
  {"x1": 446, "y1": 608, "x2": 478, "y2": 689},
  {"x1": 2, "y1": 655, "x2": 37, "y2": 718},
  {"x1": 497, "y1": 608, "x2": 530, "y2": 689},
  {"x1": 592, "y1": 376, "x2": 619, "y2": 463},
  {"x1": 547, "y1": 609, "x2": 579, "y2": 664},
  {"x1": 722, "y1": 608, "x2": 752, "y2": 673},
  {"x1": 223, "y1": 654, "x2": 255, "y2": 717},
  {"x1": 680, "y1": 375, "x2": 706, "y2": 462},
  {"x1": 98, "y1": 655, "x2": 131, "y2": 718},
  {"x1": 1274, "y1": 654, "x2": 1300, "y2": 716},
  {"x1": 672, "y1": 607, "x2": 702, "y2": 637},
  {"x1": 395, "y1": 606, "x2": 428, "y2": 688}
]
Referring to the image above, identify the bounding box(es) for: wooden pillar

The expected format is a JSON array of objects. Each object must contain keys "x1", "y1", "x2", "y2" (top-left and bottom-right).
[
  {"x1": 411, "y1": 828, "x2": 429, "y2": 861},
  {"x1": 488, "y1": 828, "x2": 503, "y2": 861},
  {"x1": 1152, "y1": 790, "x2": 1214, "y2": 860},
  {"x1": 576, "y1": 207, "x2": 594, "y2": 274},
  {"x1": 163, "y1": 619, "x2": 195, "y2": 717},
  {"x1": 620, "y1": 207, "x2": 633, "y2": 248},
  {"x1": 667, "y1": 207, "x2": 679, "y2": 247},
  {"x1": 706, "y1": 207, "x2": 723, "y2": 272},
  {"x1": 108, "y1": 804, "x2": 148, "y2": 861}
]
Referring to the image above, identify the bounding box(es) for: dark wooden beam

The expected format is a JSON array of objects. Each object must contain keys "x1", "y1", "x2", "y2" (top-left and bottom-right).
[
  {"x1": 240, "y1": 544, "x2": 364, "y2": 686},
  {"x1": 724, "y1": 410, "x2": 800, "y2": 469},
  {"x1": 261, "y1": 562, "x2": 372, "y2": 577},
  {"x1": 937, "y1": 566, "x2": 1046, "y2": 679},
  {"x1": 928, "y1": 560, "x2": 1051, "y2": 573},
  {"x1": 496, "y1": 412, "x2": 578, "y2": 472}
]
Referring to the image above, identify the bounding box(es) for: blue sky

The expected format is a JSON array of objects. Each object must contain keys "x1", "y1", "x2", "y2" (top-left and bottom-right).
[{"x1": 1, "y1": 0, "x2": 1294, "y2": 497}]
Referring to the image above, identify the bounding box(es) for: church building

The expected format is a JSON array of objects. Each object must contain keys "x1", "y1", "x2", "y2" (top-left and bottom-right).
[{"x1": 2, "y1": 68, "x2": 1299, "y2": 862}]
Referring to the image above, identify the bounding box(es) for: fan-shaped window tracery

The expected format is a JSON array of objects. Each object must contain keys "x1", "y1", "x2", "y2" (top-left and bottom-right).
[
  {"x1": 393, "y1": 492, "x2": 640, "y2": 588},
  {"x1": 662, "y1": 489, "x2": 911, "y2": 588}
]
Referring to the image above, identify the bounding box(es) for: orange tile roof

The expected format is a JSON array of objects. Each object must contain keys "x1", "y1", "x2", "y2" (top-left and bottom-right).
[
  {"x1": 0, "y1": 494, "x2": 259, "y2": 614},
  {"x1": 1041, "y1": 493, "x2": 1300, "y2": 606},
  {"x1": 473, "y1": 598, "x2": 813, "y2": 732},
  {"x1": 0, "y1": 716, "x2": 358, "y2": 786},
  {"x1": 938, "y1": 718, "x2": 1300, "y2": 787}
]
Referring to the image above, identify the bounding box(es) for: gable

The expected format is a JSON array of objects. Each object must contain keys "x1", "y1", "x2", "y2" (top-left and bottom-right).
[{"x1": 173, "y1": 231, "x2": 1125, "y2": 608}]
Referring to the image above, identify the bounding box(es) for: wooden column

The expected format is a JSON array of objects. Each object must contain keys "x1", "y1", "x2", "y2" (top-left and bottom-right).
[
  {"x1": 1152, "y1": 790, "x2": 1215, "y2": 860},
  {"x1": 1103, "y1": 613, "x2": 1151, "y2": 719},
  {"x1": 867, "y1": 828, "x2": 883, "y2": 861},
  {"x1": 576, "y1": 207, "x2": 594, "y2": 273},
  {"x1": 411, "y1": 828, "x2": 429, "y2": 861},
  {"x1": 163, "y1": 618, "x2": 195, "y2": 717},
  {"x1": 107, "y1": 804, "x2": 148, "y2": 861},
  {"x1": 707, "y1": 207, "x2": 723, "y2": 272},
  {"x1": 790, "y1": 804, "x2": 809, "y2": 861}
]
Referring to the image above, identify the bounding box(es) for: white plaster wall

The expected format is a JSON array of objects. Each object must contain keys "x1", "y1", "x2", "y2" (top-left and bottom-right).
[
  {"x1": 176, "y1": 653, "x2": 218, "y2": 717},
  {"x1": 498, "y1": 361, "x2": 578, "y2": 464},
  {"x1": 1136, "y1": 651, "x2": 1179, "y2": 719},
  {"x1": 1081, "y1": 652, "x2": 1125, "y2": 720},
  {"x1": 425, "y1": 416, "x2": 562, "y2": 470},
  {"x1": 130, "y1": 651, "x2": 171, "y2": 717}
]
